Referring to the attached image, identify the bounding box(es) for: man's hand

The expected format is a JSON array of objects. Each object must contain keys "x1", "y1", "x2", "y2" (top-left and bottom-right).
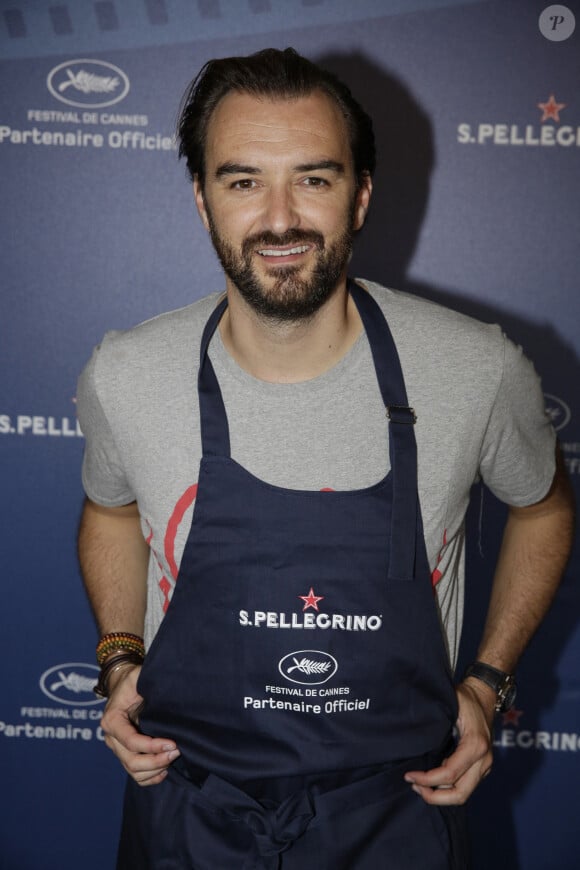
[
  {"x1": 404, "y1": 680, "x2": 494, "y2": 805},
  {"x1": 405, "y1": 452, "x2": 574, "y2": 806},
  {"x1": 100, "y1": 664, "x2": 180, "y2": 786},
  {"x1": 79, "y1": 499, "x2": 179, "y2": 785}
]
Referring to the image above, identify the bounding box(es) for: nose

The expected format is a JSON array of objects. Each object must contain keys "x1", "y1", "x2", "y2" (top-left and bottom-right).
[{"x1": 263, "y1": 183, "x2": 299, "y2": 234}]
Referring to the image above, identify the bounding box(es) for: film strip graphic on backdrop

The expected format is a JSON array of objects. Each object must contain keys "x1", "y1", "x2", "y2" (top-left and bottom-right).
[{"x1": 1, "y1": 0, "x2": 485, "y2": 57}]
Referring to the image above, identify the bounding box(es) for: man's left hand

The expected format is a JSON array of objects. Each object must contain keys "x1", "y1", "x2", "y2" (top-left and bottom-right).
[{"x1": 403, "y1": 680, "x2": 495, "y2": 805}]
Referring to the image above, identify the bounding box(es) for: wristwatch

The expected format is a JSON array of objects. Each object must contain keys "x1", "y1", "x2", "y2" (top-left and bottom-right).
[{"x1": 464, "y1": 661, "x2": 517, "y2": 713}]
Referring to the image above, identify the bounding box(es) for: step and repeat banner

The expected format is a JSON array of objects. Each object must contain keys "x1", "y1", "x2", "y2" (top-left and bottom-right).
[{"x1": 1, "y1": 1, "x2": 578, "y2": 867}]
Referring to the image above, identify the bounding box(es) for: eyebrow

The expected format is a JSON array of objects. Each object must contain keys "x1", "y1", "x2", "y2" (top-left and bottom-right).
[
  {"x1": 214, "y1": 159, "x2": 346, "y2": 179},
  {"x1": 293, "y1": 160, "x2": 345, "y2": 174},
  {"x1": 215, "y1": 162, "x2": 260, "y2": 179}
]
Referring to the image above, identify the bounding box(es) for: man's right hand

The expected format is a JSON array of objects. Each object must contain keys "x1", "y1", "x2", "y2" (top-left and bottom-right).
[{"x1": 100, "y1": 665, "x2": 180, "y2": 786}]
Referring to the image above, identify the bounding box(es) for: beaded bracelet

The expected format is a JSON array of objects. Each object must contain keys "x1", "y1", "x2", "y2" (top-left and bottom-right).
[
  {"x1": 96, "y1": 631, "x2": 145, "y2": 666},
  {"x1": 94, "y1": 650, "x2": 144, "y2": 698}
]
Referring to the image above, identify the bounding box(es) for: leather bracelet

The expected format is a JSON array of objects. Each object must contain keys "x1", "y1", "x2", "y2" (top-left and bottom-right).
[{"x1": 94, "y1": 650, "x2": 144, "y2": 698}]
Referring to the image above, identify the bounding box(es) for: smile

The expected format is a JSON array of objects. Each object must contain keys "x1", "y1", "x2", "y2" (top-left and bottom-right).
[{"x1": 257, "y1": 245, "x2": 310, "y2": 257}]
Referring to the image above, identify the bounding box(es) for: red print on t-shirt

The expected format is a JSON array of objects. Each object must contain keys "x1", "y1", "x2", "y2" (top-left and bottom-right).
[
  {"x1": 158, "y1": 483, "x2": 334, "y2": 611},
  {"x1": 431, "y1": 529, "x2": 447, "y2": 588},
  {"x1": 145, "y1": 484, "x2": 198, "y2": 612}
]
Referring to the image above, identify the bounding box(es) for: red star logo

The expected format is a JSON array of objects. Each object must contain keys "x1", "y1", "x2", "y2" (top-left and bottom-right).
[
  {"x1": 502, "y1": 707, "x2": 524, "y2": 727},
  {"x1": 537, "y1": 94, "x2": 566, "y2": 123},
  {"x1": 299, "y1": 587, "x2": 324, "y2": 611}
]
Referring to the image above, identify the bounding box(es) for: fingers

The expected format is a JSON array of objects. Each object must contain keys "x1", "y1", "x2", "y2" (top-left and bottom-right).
[
  {"x1": 101, "y1": 705, "x2": 175, "y2": 753},
  {"x1": 404, "y1": 745, "x2": 492, "y2": 805},
  {"x1": 99, "y1": 669, "x2": 181, "y2": 787},
  {"x1": 103, "y1": 729, "x2": 180, "y2": 786},
  {"x1": 404, "y1": 681, "x2": 494, "y2": 805},
  {"x1": 101, "y1": 713, "x2": 181, "y2": 786}
]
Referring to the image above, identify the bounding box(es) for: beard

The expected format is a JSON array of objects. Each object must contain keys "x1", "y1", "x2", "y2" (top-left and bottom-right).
[{"x1": 205, "y1": 207, "x2": 355, "y2": 322}]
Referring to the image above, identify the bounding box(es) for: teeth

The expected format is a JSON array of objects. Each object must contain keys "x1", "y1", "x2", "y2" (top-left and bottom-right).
[{"x1": 258, "y1": 245, "x2": 309, "y2": 257}]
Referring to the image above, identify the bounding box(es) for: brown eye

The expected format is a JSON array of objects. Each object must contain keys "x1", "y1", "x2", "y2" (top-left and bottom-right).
[
  {"x1": 232, "y1": 178, "x2": 255, "y2": 190},
  {"x1": 303, "y1": 176, "x2": 329, "y2": 188}
]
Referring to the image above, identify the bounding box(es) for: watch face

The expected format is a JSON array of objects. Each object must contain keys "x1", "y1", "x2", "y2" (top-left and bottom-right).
[{"x1": 501, "y1": 681, "x2": 517, "y2": 712}]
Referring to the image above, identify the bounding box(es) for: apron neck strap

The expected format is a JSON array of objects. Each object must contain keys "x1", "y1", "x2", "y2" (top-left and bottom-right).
[
  {"x1": 197, "y1": 281, "x2": 419, "y2": 581},
  {"x1": 198, "y1": 295, "x2": 230, "y2": 458},
  {"x1": 348, "y1": 281, "x2": 418, "y2": 581}
]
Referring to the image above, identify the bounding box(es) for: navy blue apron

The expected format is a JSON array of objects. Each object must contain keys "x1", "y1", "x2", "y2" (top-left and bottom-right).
[{"x1": 118, "y1": 280, "x2": 468, "y2": 868}]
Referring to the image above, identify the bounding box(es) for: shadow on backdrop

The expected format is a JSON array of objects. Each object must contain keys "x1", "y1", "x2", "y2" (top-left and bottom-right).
[{"x1": 318, "y1": 50, "x2": 579, "y2": 870}]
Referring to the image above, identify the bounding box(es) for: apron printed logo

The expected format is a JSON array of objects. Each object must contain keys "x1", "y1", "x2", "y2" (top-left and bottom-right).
[
  {"x1": 299, "y1": 587, "x2": 324, "y2": 610},
  {"x1": 279, "y1": 650, "x2": 338, "y2": 685},
  {"x1": 239, "y1": 588, "x2": 383, "y2": 632}
]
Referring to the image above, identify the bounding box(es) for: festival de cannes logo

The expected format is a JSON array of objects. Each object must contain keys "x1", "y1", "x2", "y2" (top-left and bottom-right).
[
  {"x1": 47, "y1": 59, "x2": 130, "y2": 108},
  {"x1": 279, "y1": 650, "x2": 338, "y2": 686},
  {"x1": 39, "y1": 663, "x2": 103, "y2": 706},
  {"x1": 544, "y1": 394, "x2": 571, "y2": 432}
]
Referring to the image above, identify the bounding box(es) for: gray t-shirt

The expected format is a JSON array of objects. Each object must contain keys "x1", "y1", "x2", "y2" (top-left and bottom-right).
[{"x1": 77, "y1": 280, "x2": 556, "y2": 667}]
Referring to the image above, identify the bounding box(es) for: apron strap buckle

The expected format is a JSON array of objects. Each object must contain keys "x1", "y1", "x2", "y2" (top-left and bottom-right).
[{"x1": 387, "y1": 405, "x2": 417, "y2": 424}]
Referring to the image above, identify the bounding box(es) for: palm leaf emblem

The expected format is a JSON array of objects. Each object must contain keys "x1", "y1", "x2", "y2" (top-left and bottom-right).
[{"x1": 286, "y1": 656, "x2": 331, "y2": 676}]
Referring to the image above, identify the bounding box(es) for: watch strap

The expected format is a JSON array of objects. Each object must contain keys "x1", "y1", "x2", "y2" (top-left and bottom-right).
[{"x1": 464, "y1": 661, "x2": 516, "y2": 713}]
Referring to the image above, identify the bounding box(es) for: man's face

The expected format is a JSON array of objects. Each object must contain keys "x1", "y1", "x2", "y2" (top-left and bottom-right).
[{"x1": 194, "y1": 89, "x2": 372, "y2": 321}]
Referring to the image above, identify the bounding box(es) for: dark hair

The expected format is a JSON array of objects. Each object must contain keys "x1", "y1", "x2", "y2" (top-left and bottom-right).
[{"x1": 177, "y1": 47, "x2": 376, "y2": 187}]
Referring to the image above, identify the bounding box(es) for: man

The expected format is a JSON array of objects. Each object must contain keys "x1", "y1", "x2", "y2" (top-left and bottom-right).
[{"x1": 77, "y1": 48, "x2": 573, "y2": 868}]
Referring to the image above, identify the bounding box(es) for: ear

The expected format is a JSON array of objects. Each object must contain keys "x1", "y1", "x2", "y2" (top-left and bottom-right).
[
  {"x1": 193, "y1": 176, "x2": 210, "y2": 232},
  {"x1": 353, "y1": 172, "x2": 373, "y2": 231}
]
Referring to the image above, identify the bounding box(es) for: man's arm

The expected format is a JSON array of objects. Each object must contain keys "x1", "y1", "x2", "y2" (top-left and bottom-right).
[
  {"x1": 406, "y1": 450, "x2": 575, "y2": 805},
  {"x1": 78, "y1": 498, "x2": 180, "y2": 786}
]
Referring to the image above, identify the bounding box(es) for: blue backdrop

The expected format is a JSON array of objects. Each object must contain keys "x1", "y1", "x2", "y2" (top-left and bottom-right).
[{"x1": 1, "y1": 1, "x2": 578, "y2": 867}]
